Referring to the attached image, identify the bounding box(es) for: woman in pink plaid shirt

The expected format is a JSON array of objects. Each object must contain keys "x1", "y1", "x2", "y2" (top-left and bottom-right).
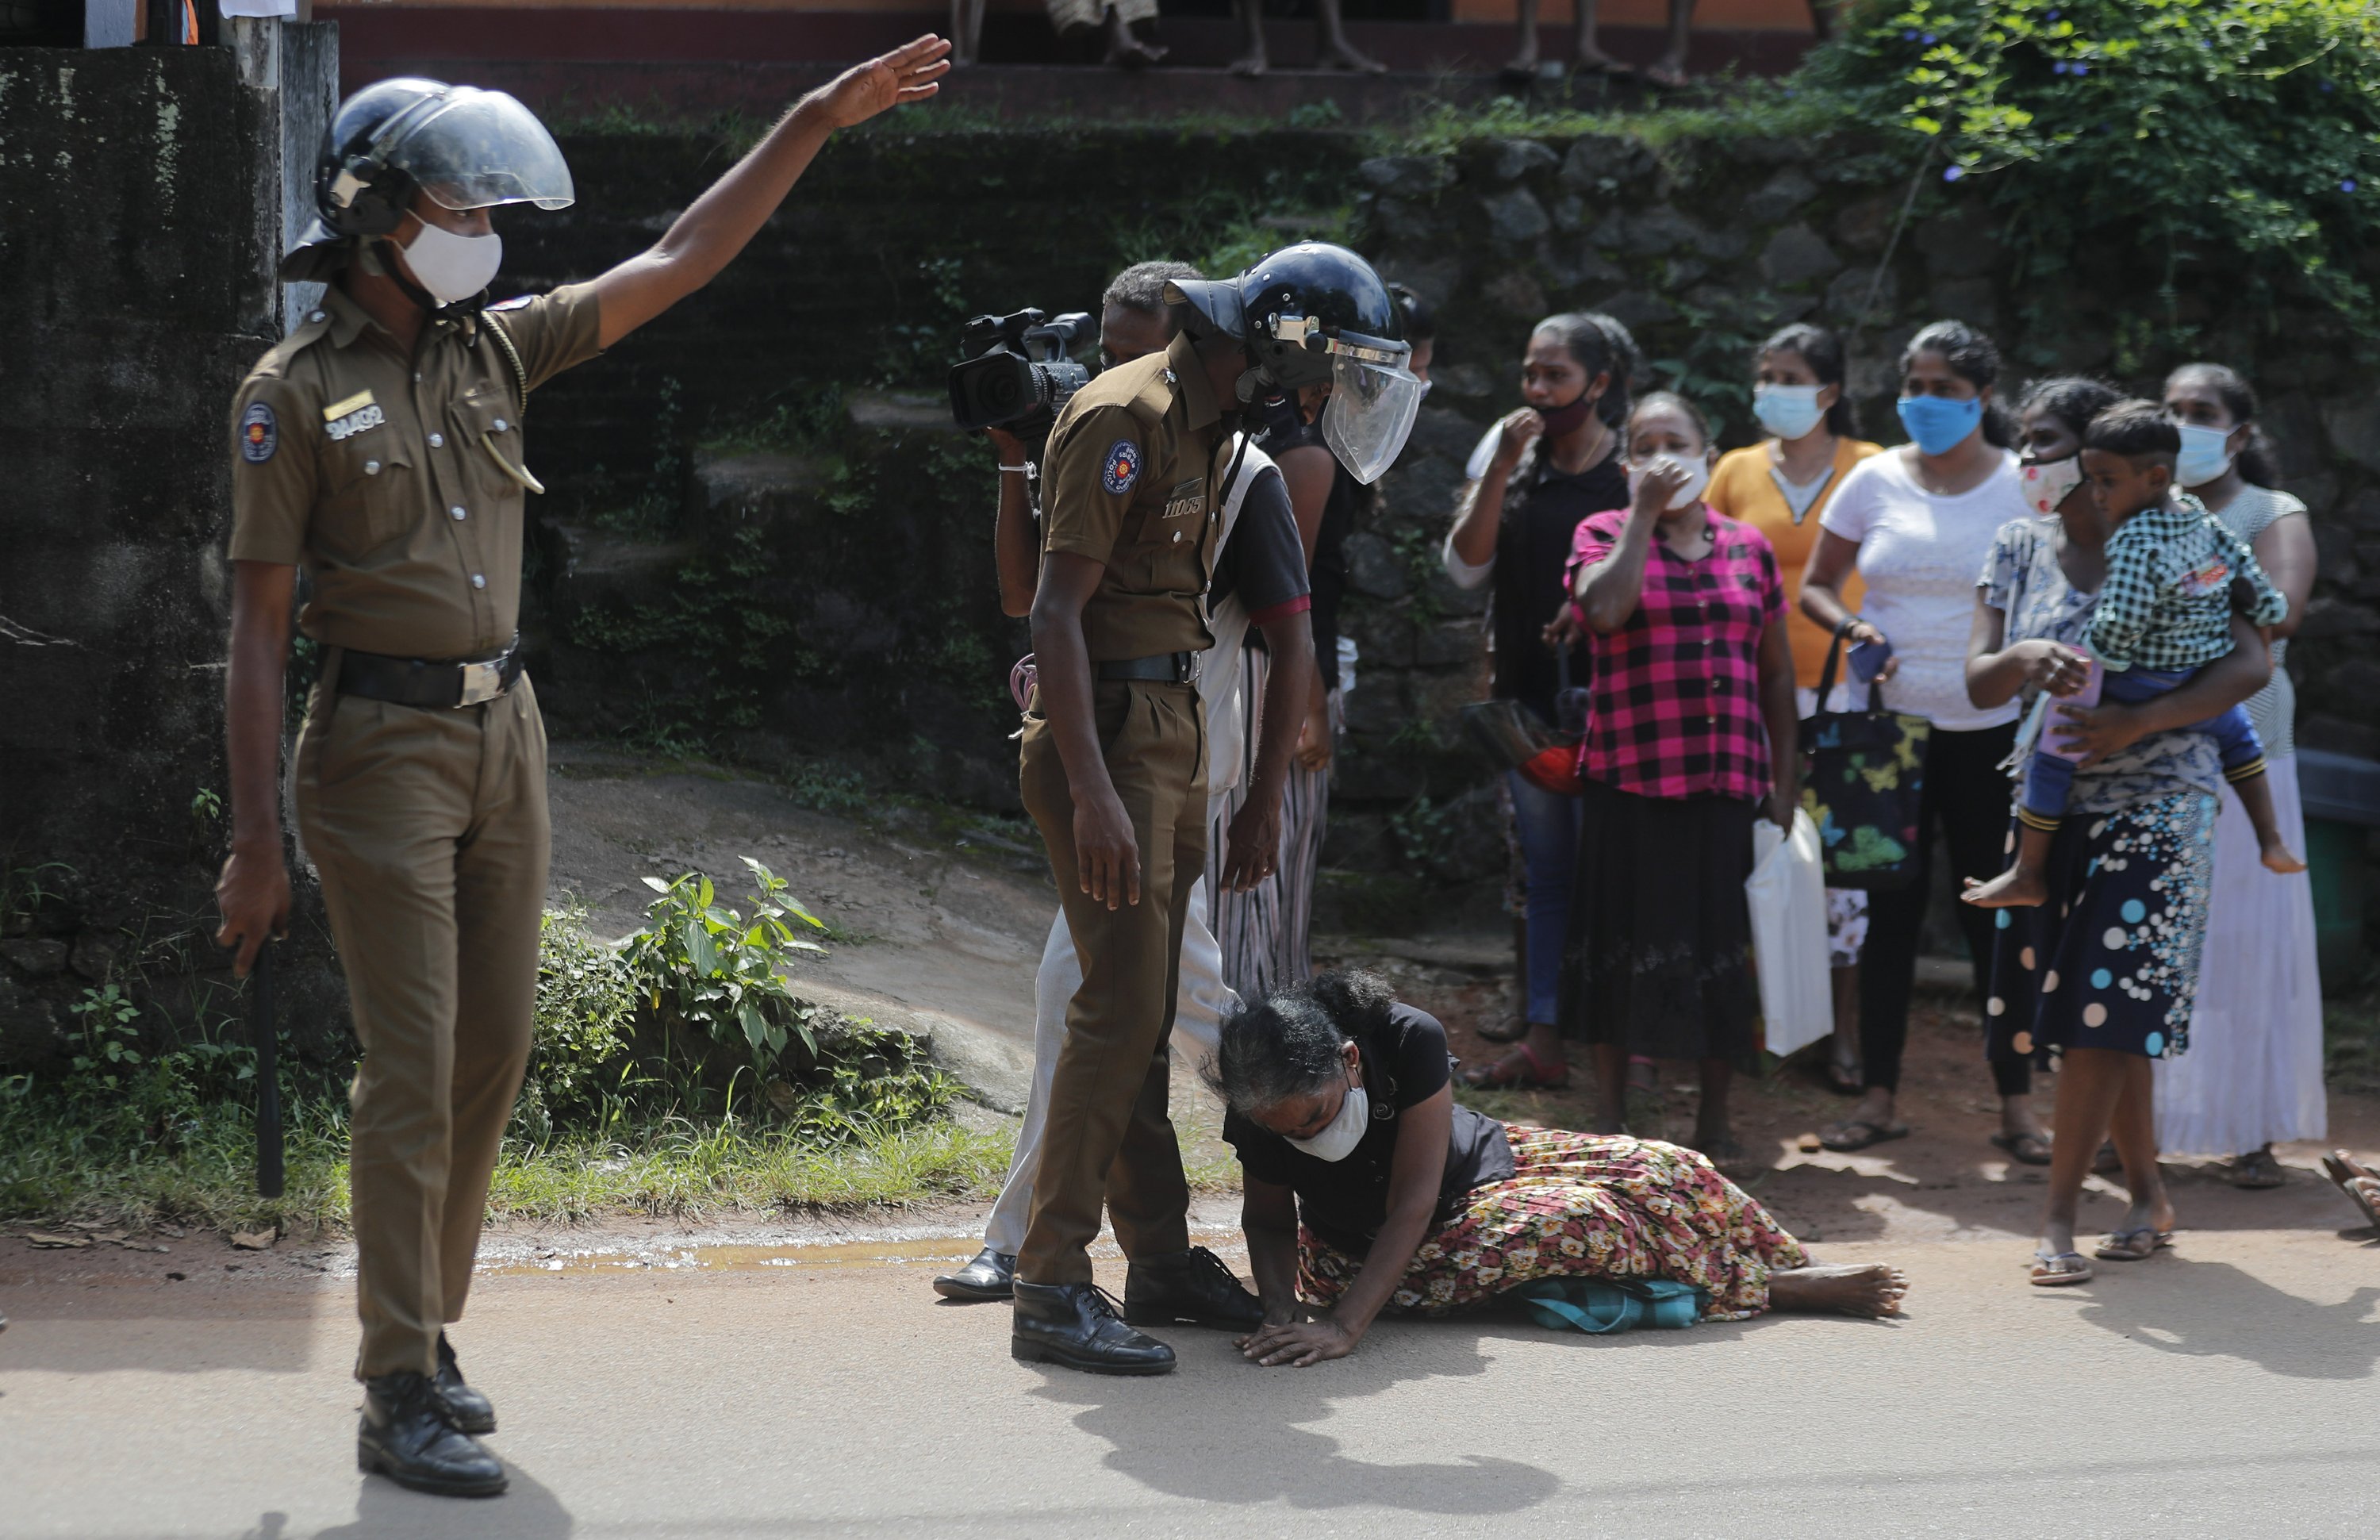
[{"x1": 1534, "y1": 392, "x2": 1801, "y2": 1165}]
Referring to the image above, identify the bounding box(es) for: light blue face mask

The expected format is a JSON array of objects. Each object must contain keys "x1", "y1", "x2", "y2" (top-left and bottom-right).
[
  {"x1": 1897, "y1": 393, "x2": 1984, "y2": 456},
  {"x1": 2175, "y1": 424, "x2": 2235, "y2": 487}
]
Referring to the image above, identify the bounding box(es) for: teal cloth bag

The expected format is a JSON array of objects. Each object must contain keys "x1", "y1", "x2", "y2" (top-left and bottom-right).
[{"x1": 1517, "y1": 1277, "x2": 1707, "y2": 1335}]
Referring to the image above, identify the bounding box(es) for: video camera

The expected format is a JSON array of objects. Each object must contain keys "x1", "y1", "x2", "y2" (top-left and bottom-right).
[{"x1": 948, "y1": 308, "x2": 1095, "y2": 438}]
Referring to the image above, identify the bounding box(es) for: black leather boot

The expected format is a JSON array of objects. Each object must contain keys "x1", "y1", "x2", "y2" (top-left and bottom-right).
[
  {"x1": 1124, "y1": 1246, "x2": 1265, "y2": 1329},
  {"x1": 932, "y1": 1247, "x2": 1016, "y2": 1302},
  {"x1": 1011, "y1": 1282, "x2": 1176, "y2": 1375},
  {"x1": 358, "y1": 1371, "x2": 508, "y2": 1497},
  {"x1": 433, "y1": 1332, "x2": 496, "y2": 1434}
]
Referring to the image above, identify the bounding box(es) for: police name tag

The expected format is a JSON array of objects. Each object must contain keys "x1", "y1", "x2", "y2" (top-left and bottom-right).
[
  {"x1": 1161, "y1": 478, "x2": 1206, "y2": 520},
  {"x1": 323, "y1": 390, "x2": 385, "y2": 442}
]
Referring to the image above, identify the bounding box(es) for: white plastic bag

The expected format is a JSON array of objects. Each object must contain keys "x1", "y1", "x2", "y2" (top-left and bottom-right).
[{"x1": 1746, "y1": 809, "x2": 1832, "y2": 1058}]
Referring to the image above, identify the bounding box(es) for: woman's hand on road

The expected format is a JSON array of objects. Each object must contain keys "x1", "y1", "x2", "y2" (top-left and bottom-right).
[
  {"x1": 1237, "y1": 1315, "x2": 1360, "y2": 1367},
  {"x1": 1489, "y1": 408, "x2": 1545, "y2": 476}
]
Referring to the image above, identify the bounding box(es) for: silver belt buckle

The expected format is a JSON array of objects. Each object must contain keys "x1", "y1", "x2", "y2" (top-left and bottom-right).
[
  {"x1": 456, "y1": 659, "x2": 505, "y2": 707},
  {"x1": 1180, "y1": 651, "x2": 1201, "y2": 686}
]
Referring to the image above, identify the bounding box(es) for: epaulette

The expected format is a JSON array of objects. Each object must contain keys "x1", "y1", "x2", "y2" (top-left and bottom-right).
[
  {"x1": 1059, "y1": 350, "x2": 1177, "y2": 432},
  {"x1": 244, "y1": 306, "x2": 338, "y2": 383}
]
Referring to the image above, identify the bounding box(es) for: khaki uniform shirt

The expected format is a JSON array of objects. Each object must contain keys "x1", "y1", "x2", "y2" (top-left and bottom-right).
[
  {"x1": 227, "y1": 282, "x2": 605, "y2": 660},
  {"x1": 1038, "y1": 331, "x2": 1225, "y2": 661}
]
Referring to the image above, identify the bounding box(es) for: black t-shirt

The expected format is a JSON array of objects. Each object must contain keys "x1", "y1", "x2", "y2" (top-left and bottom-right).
[
  {"x1": 1222, "y1": 1004, "x2": 1516, "y2": 1257},
  {"x1": 1492, "y1": 440, "x2": 1629, "y2": 724},
  {"x1": 1207, "y1": 463, "x2": 1311, "y2": 622}
]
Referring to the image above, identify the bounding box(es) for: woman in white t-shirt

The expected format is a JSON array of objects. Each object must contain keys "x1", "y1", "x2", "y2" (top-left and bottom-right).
[{"x1": 1797, "y1": 321, "x2": 2042, "y2": 1158}]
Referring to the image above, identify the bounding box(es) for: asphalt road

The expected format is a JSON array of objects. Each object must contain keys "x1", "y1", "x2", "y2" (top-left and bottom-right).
[{"x1": 6, "y1": 1228, "x2": 2377, "y2": 1539}]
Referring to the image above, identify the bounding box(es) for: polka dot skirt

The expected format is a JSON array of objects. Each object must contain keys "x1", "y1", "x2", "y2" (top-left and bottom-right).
[{"x1": 1987, "y1": 790, "x2": 2217, "y2": 1066}]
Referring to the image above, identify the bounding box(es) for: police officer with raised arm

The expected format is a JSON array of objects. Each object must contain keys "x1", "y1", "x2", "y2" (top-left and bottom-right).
[
  {"x1": 209, "y1": 38, "x2": 950, "y2": 1496},
  {"x1": 1011, "y1": 243, "x2": 1424, "y2": 1375}
]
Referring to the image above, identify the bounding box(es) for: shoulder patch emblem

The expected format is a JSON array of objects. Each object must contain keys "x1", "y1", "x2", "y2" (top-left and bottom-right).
[
  {"x1": 240, "y1": 401, "x2": 278, "y2": 464},
  {"x1": 1102, "y1": 438, "x2": 1142, "y2": 496}
]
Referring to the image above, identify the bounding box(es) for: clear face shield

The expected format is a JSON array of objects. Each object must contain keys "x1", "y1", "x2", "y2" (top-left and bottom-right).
[
  {"x1": 390, "y1": 88, "x2": 575, "y2": 213},
  {"x1": 1319, "y1": 335, "x2": 1423, "y2": 485}
]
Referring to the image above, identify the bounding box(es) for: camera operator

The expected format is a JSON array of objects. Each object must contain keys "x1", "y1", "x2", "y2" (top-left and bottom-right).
[
  {"x1": 1005, "y1": 243, "x2": 1422, "y2": 1377},
  {"x1": 939, "y1": 259, "x2": 1310, "y2": 1310}
]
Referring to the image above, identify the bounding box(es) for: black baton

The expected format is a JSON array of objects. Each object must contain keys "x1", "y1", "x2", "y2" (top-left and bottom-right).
[{"x1": 254, "y1": 943, "x2": 284, "y2": 1200}]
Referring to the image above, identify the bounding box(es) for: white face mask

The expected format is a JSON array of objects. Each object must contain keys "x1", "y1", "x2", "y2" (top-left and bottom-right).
[
  {"x1": 1626, "y1": 452, "x2": 1711, "y2": 512},
  {"x1": 2021, "y1": 454, "x2": 2086, "y2": 517},
  {"x1": 1285, "y1": 1078, "x2": 1370, "y2": 1163},
  {"x1": 1752, "y1": 383, "x2": 1827, "y2": 442},
  {"x1": 397, "y1": 217, "x2": 504, "y2": 306},
  {"x1": 2175, "y1": 424, "x2": 2236, "y2": 488}
]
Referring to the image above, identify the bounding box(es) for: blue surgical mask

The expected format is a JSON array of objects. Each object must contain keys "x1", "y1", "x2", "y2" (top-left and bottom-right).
[
  {"x1": 1897, "y1": 393, "x2": 1984, "y2": 456},
  {"x1": 1752, "y1": 383, "x2": 1827, "y2": 443},
  {"x1": 2175, "y1": 424, "x2": 2236, "y2": 488}
]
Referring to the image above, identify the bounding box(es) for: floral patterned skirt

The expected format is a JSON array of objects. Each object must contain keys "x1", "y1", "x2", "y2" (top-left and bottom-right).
[{"x1": 1297, "y1": 1126, "x2": 1809, "y2": 1323}]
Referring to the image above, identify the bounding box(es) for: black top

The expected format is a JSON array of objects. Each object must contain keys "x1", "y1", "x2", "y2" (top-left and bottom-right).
[
  {"x1": 1222, "y1": 1004, "x2": 1516, "y2": 1257},
  {"x1": 1207, "y1": 464, "x2": 1311, "y2": 620},
  {"x1": 1491, "y1": 439, "x2": 1628, "y2": 724},
  {"x1": 1307, "y1": 463, "x2": 1365, "y2": 695}
]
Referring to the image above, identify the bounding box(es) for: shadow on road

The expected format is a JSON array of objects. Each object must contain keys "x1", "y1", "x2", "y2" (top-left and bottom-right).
[
  {"x1": 288, "y1": 1461, "x2": 574, "y2": 1538},
  {"x1": 1023, "y1": 1322, "x2": 1565, "y2": 1514},
  {"x1": 2074, "y1": 1259, "x2": 2380, "y2": 1381}
]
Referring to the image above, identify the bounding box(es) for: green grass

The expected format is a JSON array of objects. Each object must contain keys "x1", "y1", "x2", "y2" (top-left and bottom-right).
[{"x1": 0, "y1": 1092, "x2": 1018, "y2": 1237}]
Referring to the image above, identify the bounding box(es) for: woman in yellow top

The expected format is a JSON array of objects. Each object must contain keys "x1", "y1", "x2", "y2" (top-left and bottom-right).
[{"x1": 1704, "y1": 322, "x2": 1882, "y2": 1094}]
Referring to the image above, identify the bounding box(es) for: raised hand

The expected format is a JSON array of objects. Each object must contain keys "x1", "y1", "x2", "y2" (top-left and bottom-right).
[{"x1": 816, "y1": 33, "x2": 954, "y2": 129}]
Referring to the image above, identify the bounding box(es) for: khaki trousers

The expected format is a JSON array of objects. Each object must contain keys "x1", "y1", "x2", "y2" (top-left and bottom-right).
[
  {"x1": 1015, "y1": 679, "x2": 1205, "y2": 1285},
  {"x1": 294, "y1": 666, "x2": 547, "y2": 1379}
]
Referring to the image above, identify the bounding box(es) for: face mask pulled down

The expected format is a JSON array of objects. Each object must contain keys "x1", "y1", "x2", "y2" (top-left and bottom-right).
[
  {"x1": 1626, "y1": 453, "x2": 1710, "y2": 513},
  {"x1": 397, "y1": 218, "x2": 504, "y2": 307},
  {"x1": 1286, "y1": 1081, "x2": 1371, "y2": 1163}
]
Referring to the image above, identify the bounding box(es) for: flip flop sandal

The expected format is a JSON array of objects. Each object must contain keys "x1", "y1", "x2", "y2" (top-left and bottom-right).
[
  {"x1": 2030, "y1": 1250, "x2": 2094, "y2": 1287},
  {"x1": 1990, "y1": 1131, "x2": 2054, "y2": 1166},
  {"x1": 1820, "y1": 1118, "x2": 1910, "y2": 1154},
  {"x1": 2094, "y1": 1227, "x2": 2175, "y2": 1262},
  {"x1": 2341, "y1": 1177, "x2": 2380, "y2": 1232},
  {"x1": 1823, "y1": 1054, "x2": 1866, "y2": 1095},
  {"x1": 2321, "y1": 1150, "x2": 2378, "y2": 1191},
  {"x1": 2230, "y1": 1150, "x2": 2286, "y2": 1189},
  {"x1": 1460, "y1": 1042, "x2": 1571, "y2": 1091}
]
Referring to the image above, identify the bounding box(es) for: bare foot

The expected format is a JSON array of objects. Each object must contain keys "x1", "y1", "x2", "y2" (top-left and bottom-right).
[
  {"x1": 1571, "y1": 47, "x2": 1634, "y2": 76},
  {"x1": 1318, "y1": 40, "x2": 1388, "y2": 74},
  {"x1": 1769, "y1": 1262, "x2": 1908, "y2": 1318},
  {"x1": 1229, "y1": 49, "x2": 1268, "y2": 77},
  {"x1": 1961, "y1": 867, "x2": 2047, "y2": 908},
  {"x1": 2260, "y1": 836, "x2": 2308, "y2": 875}
]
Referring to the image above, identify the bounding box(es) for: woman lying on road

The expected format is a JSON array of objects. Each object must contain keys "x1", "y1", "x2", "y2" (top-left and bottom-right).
[{"x1": 1207, "y1": 971, "x2": 1908, "y2": 1366}]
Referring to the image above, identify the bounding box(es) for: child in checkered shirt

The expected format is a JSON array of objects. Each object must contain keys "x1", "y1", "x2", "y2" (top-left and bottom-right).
[{"x1": 1964, "y1": 400, "x2": 2300, "y2": 909}]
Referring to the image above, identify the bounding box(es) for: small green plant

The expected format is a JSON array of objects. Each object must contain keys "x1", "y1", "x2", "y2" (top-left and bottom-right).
[
  {"x1": 621, "y1": 858, "x2": 831, "y2": 1073},
  {"x1": 520, "y1": 907, "x2": 643, "y2": 1140},
  {"x1": 68, "y1": 985, "x2": 145, "y2": 1092}
]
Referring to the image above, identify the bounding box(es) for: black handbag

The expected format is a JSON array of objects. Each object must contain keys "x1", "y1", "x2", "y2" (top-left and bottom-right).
[{"x1": 1798, "y1": 629, "x2": 1932, "y2": 891}]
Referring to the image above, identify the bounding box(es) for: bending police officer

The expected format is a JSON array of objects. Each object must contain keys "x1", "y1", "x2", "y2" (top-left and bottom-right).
[
  {"x1": 1012, "y1": 243, "x2": 1422, "y2": 1375},
  {"x1": 210, "y1": 40, "x2": 950, "y2": 1496},
  {"x1": 938, "y1": 259, "x2": 1313, "y2": 1304}
]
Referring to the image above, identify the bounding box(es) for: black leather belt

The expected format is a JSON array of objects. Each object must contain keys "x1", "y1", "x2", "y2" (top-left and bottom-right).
[
  {"x1": 339, "y1": 636, "x2": 524, "y2": 709},
  {"x1": 1097, "y1": 651, "x2": 1201, "y2": 685}
]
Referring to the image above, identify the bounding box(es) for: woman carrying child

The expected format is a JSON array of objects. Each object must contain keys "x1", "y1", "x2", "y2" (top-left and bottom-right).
[{"x1": 1964, "y1": 401, "x2": 2276, "y2": 1286}]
